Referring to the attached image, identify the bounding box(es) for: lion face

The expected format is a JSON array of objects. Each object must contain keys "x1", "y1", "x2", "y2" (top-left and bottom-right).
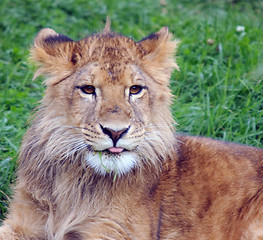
[
  {"x1": 30, "y1": 24, "x2": 179, "y2": 177},
  {"x1": 69, "y1": 62, "x2": 151, "y2": 175}
]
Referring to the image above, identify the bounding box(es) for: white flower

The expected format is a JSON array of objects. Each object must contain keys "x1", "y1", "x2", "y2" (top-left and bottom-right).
[{"x1": 236, "y1": 25, "x2": 245, "y2": 32}]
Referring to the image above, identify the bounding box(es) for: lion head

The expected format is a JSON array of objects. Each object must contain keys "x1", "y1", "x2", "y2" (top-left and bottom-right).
[{"x1": 26, "y1": 22, "x2": 179, "y2": 179}]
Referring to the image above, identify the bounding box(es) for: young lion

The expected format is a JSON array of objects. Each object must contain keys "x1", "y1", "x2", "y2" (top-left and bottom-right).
[{"x1": 0, "y1": 21, "x2": 263, "y2": 240}]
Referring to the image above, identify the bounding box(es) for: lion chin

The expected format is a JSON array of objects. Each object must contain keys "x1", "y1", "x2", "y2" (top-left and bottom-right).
[
  {"x1": 86, "y1": 151, "x2": 137, "y2": 176},
  {"x1": 1, "y1": 19, "x2": 263, "y2": 240}
]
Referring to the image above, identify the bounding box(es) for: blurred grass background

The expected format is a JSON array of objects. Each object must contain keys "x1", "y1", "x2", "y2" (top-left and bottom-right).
[{"x1": 1, "y1": 0, "x2": 263, "y2": 221}]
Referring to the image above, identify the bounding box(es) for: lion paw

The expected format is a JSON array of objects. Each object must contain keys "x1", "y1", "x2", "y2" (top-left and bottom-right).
[{"x1": 0, "y1": 225, "x2": 18, "y2": 240}]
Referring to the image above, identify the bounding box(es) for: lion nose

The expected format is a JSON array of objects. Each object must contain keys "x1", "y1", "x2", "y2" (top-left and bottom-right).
[{"x1": 100, "y1": 125, "x2": 130, "y2": 146}]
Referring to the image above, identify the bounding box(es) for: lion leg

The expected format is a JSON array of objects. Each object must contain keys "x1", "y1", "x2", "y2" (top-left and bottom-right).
[
  {"x1": 241, "y1": 218, "x2": 263, "y2": 240},
  {"x1": 0, "y1": 186, "x2": 48, "y2": 240},
  {"x1": 240, "y1": 189, "x2": 263, "y2": 240}
]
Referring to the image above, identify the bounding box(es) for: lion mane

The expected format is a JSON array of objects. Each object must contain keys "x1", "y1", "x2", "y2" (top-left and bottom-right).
[{"x1": 1, "y1": 21, "x2": 263, "y2": 240}]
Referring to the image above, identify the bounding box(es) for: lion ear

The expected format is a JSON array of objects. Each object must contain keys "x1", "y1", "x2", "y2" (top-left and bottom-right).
[
  {"x1": 139, "y1": 27, "x2": 179, "y2": 83},
  {"x1": 30, "y1": 28, "x2": 76, "y2": 85}
]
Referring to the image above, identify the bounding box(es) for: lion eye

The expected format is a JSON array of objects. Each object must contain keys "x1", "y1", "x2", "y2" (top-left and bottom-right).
[
  {"x1": 80, "y1": 85, "x2": 96, "y2": 95},
  {"x1": 129, "y1": 85, "x2": 143, "y2": 95}
]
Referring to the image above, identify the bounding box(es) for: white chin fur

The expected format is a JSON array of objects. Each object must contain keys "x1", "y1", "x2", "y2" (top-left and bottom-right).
[{"x1": 86, "y1": 151, "x2": 137, "y2": 176}]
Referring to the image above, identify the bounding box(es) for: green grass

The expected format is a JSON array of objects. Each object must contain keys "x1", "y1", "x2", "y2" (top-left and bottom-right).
[{"x1": 1, "y1": 0, "x2": 263, "y2": 221}]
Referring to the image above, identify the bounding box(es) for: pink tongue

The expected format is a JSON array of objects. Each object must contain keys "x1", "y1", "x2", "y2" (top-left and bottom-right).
[{"x1": 108, "y1": 147, "x2": 124, "y2": 153}]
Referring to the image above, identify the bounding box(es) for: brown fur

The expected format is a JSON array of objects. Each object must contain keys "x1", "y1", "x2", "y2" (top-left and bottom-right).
[{"x1": 0, "y1": 21, "x2": 263, "y2": 240}]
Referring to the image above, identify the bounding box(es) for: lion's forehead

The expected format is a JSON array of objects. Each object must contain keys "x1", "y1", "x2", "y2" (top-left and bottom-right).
[{"x1": 78, "y1": 62, "x2": 144, "y2": 86}]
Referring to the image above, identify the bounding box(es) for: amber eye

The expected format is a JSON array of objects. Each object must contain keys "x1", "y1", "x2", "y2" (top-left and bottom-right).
[
  {"x1": 80, "y1": 85, "x2": 96, "y2": 95},
  {"x1": 129, "y1": 85, "x2": 143, "y2": 95}
]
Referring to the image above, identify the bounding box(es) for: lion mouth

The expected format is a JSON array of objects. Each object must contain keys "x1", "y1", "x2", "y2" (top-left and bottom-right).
[{"x1": 107, "y1": 147, "x2": 124, "y2": 153}]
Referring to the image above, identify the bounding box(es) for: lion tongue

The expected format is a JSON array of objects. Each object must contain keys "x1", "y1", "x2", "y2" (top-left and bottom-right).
[{"x1": 108, "y1": 147, "x2": 124, "y2": 153}]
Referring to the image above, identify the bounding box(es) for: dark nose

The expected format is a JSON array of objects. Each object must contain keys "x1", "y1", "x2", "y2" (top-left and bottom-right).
[{"x1": 100, "y1": 125, "x2": 130, "y2": 146}]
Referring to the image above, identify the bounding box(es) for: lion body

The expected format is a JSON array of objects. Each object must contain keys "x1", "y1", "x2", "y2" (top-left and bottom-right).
[{"x1": 1, "y1": 23, "x2": 263, "y2": 240}]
